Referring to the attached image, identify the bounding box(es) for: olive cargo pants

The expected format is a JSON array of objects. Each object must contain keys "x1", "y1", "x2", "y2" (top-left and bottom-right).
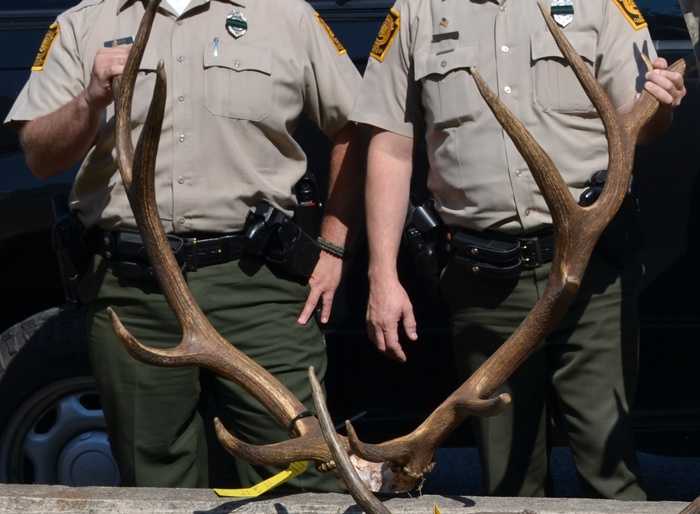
[
  {"x1": 440, "y1": 248, "x2": 646, "y2": 499},
  {"x1": 87, "y1": 257, "x2": 338, "y2": 491}
]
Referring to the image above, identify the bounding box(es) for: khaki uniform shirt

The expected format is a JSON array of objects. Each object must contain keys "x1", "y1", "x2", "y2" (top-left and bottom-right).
[
  {"x1": 7, "y1": 0, "x2": 360, "y2": 233},
  {"x1": 351, "y1": 0, "x2": 655, "y2": 233}
]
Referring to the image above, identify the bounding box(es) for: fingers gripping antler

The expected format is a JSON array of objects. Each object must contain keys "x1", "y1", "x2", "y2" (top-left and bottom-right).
[
  {"x1": 347, "y1": 1, "x2": 686, "y2": 491},
  {"x1": 109, "y1": 0, "x2": 339, "y2": 469}
]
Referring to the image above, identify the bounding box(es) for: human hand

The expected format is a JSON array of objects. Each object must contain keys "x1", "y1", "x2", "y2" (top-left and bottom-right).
[
  {"x1": 644, "y1": 57, "x2": 686, "y2": 108},
  {"x1": 84, "y1": 46, "x2": 131, "y2": 111},
  {"x1": 366, "y1": 274, "x2": 418, "y2": 363},
  {"x1": 298, "y1": 251, "x2": 343, "y2": 325}
]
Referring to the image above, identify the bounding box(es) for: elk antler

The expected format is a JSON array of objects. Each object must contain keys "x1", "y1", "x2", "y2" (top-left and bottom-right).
[
  {"x1": 108, "y1": 0, "x2": 337, "y2": 470},
  {"x1": 345, "y1": 0, "x2": 687, "y2": 496}
]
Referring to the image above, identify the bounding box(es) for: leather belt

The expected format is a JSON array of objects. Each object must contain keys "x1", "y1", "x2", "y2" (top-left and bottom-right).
[
  {"x1": 449, "y1": 227, "x2": 555, "y2": 276},
  {"x1": 93, "y1": 230, "x2": 247, "y2": 272}
]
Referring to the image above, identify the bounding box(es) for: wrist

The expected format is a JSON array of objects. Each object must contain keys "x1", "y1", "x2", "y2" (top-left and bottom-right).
[{"x1": 368, "y1": 265, "x2": 399, "y2": 285}]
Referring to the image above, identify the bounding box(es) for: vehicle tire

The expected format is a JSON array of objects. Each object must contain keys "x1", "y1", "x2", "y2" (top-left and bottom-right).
[{"x1": 0, "y1": 306, "x2": 119, "y2": 486}]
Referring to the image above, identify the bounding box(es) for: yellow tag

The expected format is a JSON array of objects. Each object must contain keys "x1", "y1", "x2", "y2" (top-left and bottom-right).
[
  {"x1": 32, "y1": 22, "x2": 60, "y2": 71},
  {"x1": 315, "y1": 13, "x2": 347, "y2": 55},
  {"x1": 611, "y1": 0, "x2": 647, "y2": 30},
  {"x1": 214, "y1": 461, "x2": 309, "y2": 498},
  {"x1": 433, "y1": 505, "x2": 441, "y2": 514},
  {"x1": 370, "y1": 8, "x2": 400, "y2": 62}
]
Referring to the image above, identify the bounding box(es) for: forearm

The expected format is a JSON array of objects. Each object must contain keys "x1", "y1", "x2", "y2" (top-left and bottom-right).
[
  {"x1": 319, "y1": 123, "x2": 362, "y2": 249},
  {"x1": 19, "y1": 89, "x2": 102, "y2": 179},
  {"x1": 365, "y1": 129, "x2": 413, "y2": 282}
]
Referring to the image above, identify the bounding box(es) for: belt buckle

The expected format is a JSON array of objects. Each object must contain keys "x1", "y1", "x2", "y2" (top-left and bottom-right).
[{"x1": 519, "y1": 237, "x2": 541, "y2": 270}]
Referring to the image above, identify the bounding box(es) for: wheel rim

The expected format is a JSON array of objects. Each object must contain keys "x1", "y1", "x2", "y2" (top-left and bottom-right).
[{"x1": 0, "y1": 377, "x2": 120, "y2": 486}]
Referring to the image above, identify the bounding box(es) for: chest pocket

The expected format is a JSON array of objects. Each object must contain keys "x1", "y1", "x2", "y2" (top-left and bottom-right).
[
  {"x1": 203, "y1": 42, "x2": 272, "y2": 121},
  {"x1": 531, "y1": 30, "x2": 597, "y2": 114},
  {"x1": 414, "y1": 45, "x2": 478, "y2": 127}
]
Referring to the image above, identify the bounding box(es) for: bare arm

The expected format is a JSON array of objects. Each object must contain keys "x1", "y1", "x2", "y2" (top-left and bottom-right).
[
  {"x1": 18, "y1": 46, "x2": 130, "y2": 179},
  {"x1": 297, "y1": 122, "x2": 363, "y2": 325},
  {"x1": 365, "y1": 128, "x2": 417, "y2": 362}
]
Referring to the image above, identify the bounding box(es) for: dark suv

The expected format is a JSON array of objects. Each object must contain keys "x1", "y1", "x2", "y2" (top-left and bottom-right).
[{"x1": 0, "y1": 0, "x2": 697, "y2": 491}]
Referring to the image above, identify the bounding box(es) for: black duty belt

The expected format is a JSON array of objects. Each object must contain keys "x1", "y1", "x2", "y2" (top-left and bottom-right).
[
  {"x1": 93, "y1": 230, "x2": 246, "y2": 274},
  {"x1": 449, "y1": 227, "x2": 555, "y2": 277}
]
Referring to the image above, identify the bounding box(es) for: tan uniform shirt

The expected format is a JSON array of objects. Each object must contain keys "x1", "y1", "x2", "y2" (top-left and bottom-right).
[
  {"x1": 7, "y1": 0, "x2": 360, "y2": 233},
  {"x1": 351, "y1": 0, "x2": 655, "y2": 233}
]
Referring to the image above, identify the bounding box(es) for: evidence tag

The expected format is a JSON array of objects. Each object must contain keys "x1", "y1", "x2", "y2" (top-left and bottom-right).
[{"x1": 214, "y1": 461, "x2": 309, "y2": 498}]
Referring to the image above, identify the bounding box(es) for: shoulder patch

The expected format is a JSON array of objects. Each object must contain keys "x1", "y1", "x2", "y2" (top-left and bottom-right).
[
  {"x1": 314, "y1": 12, "x2": 347, "y2": 55},
  {"x1": 370, "y1": 7, "x2": 400, "y2": 62},
  {"x1": 32, "y1": 22, "x2": 59, "y2": 72},
  {"x1": 611, "y1": 0, "x2": 647, "y2": 30}
]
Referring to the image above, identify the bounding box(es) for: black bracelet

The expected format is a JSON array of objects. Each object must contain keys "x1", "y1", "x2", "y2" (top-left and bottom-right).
[{"x1": 317, "y1": 237, "x2": 346, "y2": 259}]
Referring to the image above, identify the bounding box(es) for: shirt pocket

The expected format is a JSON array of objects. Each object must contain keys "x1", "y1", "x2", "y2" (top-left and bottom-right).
[
  {"x1": 414, "y1": 45, "x2": 478, "y2": 126},
  {"x1": 203, "y1": 42, "x2": 272, "y2": 121},
  {"x1": 530, "y1": 30, "x2": 597, "y2": 114}
]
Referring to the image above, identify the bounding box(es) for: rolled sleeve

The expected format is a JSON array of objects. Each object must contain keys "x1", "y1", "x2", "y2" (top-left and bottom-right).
[
  {"x1": 350, "y1": 0, "x2": 417, "y2": 138},
  {"x1": 301, "y1": 4, "x2": 361, "y2": 138},
  {"x1": 597, "y1": 0, "x2": 657, "y2": 110},
  {"x1": 5, "y1": 14, "x2": 84, "y2": 124}
]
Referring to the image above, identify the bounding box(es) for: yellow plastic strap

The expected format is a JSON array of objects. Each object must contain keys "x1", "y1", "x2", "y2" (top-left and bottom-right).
[
  {"x1": 214, "y1": 461, "x2": 309, "y2": 498},
  {"x1": 433, "y1": 505, "x2": 442, "y2": 514}
]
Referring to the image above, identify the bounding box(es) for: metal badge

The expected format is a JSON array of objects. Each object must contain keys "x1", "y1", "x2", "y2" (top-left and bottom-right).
[
  {"x1": 226, "y1": 9, "x2": 248, "y2": 39},
  {"x1": 550, "y1": 0, "x2": 574, "y2": 28}
]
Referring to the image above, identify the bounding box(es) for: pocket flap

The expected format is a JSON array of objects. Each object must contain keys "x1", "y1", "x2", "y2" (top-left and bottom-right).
[
  {"x1": 530, "y1": 30, "x2": 596, "y2": 64},
  {"x1": 203, "y1": 42, "x2": 272, "y2": 75},
  {"x1": 414, "y1": 45, "x2": 477, "y2": 80}
]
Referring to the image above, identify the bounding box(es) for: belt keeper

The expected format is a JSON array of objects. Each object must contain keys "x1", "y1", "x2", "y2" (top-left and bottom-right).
[
  {"x1": 288, "y1": 410, "x2": 315, "y2": 435},
  {"x1": 316, "y1": 237, "x2": 346, "y2": 259}
]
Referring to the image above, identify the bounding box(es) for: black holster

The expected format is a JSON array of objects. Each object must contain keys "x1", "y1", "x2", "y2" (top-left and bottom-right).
[
  {"x1": 403, "y1": 199, "x2": 448, "y2": 295},
  {"x1": 243, "y1": 200, "x2": 320, "y2": 281},
  {"x1": 50, "y1": 194, "x2": 92, "y2": 304}
]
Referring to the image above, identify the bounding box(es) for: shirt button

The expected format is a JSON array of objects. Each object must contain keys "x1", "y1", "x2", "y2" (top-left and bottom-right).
[
  {"x1": 515, "y1": 169, "x2": 522, "y2": 176},
  {"x1": 177, "y1": 56, "x2": 184, "y2": 63},
  {"x1": 177, "y1": 177, "x2": 185, "y2": 184},
  {"x1": 504, "y1": 86, "x2": 512, "y2": 94},
  {"x1": 178, "y1": 217, "x2": 187, "y2": 225},
  {"x1": 440, "y1": 60, "x2": 447, "y2": 68},
  {"x1": 233, "y1": 60, "x2": 241, "y2": 69},
  {"x1": 178, "y1": 133, "x2": 185, "y2": 143},
  {"x1": 501, "y1": 45, "x2": 510, "y2": 53},
  {"x1": 178, "y1": 95, "x2": 185, "y2": 102},
  {"x1": 524, "y1": 209, "x2": 531, "y2": 217}
]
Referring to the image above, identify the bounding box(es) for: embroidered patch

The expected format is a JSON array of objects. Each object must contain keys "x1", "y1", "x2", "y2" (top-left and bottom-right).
[
  {"x1": 611, "y1": 0, "x2": 647, "y2": 30},
  {"x1": 370, "y1": 7, "x2": 400, "y2": 62},
  {"x1": 315, "y1": 12, "x2": 346, "y2": 55},
  {"x1": 32, "y1": 22, "x2": 59, "y2": 71}
]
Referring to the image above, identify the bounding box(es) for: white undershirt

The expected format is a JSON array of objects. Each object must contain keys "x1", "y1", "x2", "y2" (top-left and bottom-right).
[{"x1": 167, "y1": 0, "x2": 190, "y2": 16}]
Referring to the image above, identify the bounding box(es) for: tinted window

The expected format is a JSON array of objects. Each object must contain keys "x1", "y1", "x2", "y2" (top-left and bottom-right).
[
  {"x1": 638, "y1": 0, "x2": 682, "y2": 16},
  {"x1": 0, "y1": 0, "x2": 78, "y2": 10},
  {"x1": 637, "y1": 0, "x2": 689, "y2": 40}
]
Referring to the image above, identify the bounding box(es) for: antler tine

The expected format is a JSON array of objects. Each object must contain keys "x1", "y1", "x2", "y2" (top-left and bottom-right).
[
  {"x1": 309, "y1": 367, "x2": 392, "y2": 514},
  {"x1": 114, "y1": 0, "x2": 160, "y2": 190},
  {"x1": 107, "y1": 0, "x2": 340, "y2": 470},
  {"x1": 347, "y1": 4, "x2": 686, "y2": 492},
  {"x1": 213, "y1": 417, "x2": 335, "y2": 466}
]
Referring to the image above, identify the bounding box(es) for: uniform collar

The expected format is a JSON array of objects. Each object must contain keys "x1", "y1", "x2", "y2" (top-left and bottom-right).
[{"x1": 118, "y1": 0, "x2": 245, "y2": 13}]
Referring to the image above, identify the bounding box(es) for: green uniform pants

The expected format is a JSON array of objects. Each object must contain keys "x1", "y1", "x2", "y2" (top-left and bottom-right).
[
  {"x1": 87, "y1": 257, "x2": 338, "y2": 491},
  {"x1": 440, "y1": 247, "x2": 646, "y2": 499}
]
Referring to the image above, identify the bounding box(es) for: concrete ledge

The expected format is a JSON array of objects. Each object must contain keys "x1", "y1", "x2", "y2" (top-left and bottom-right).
[{"x1": 0, "y1": 485, "x2": 691, "y2": 514}]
